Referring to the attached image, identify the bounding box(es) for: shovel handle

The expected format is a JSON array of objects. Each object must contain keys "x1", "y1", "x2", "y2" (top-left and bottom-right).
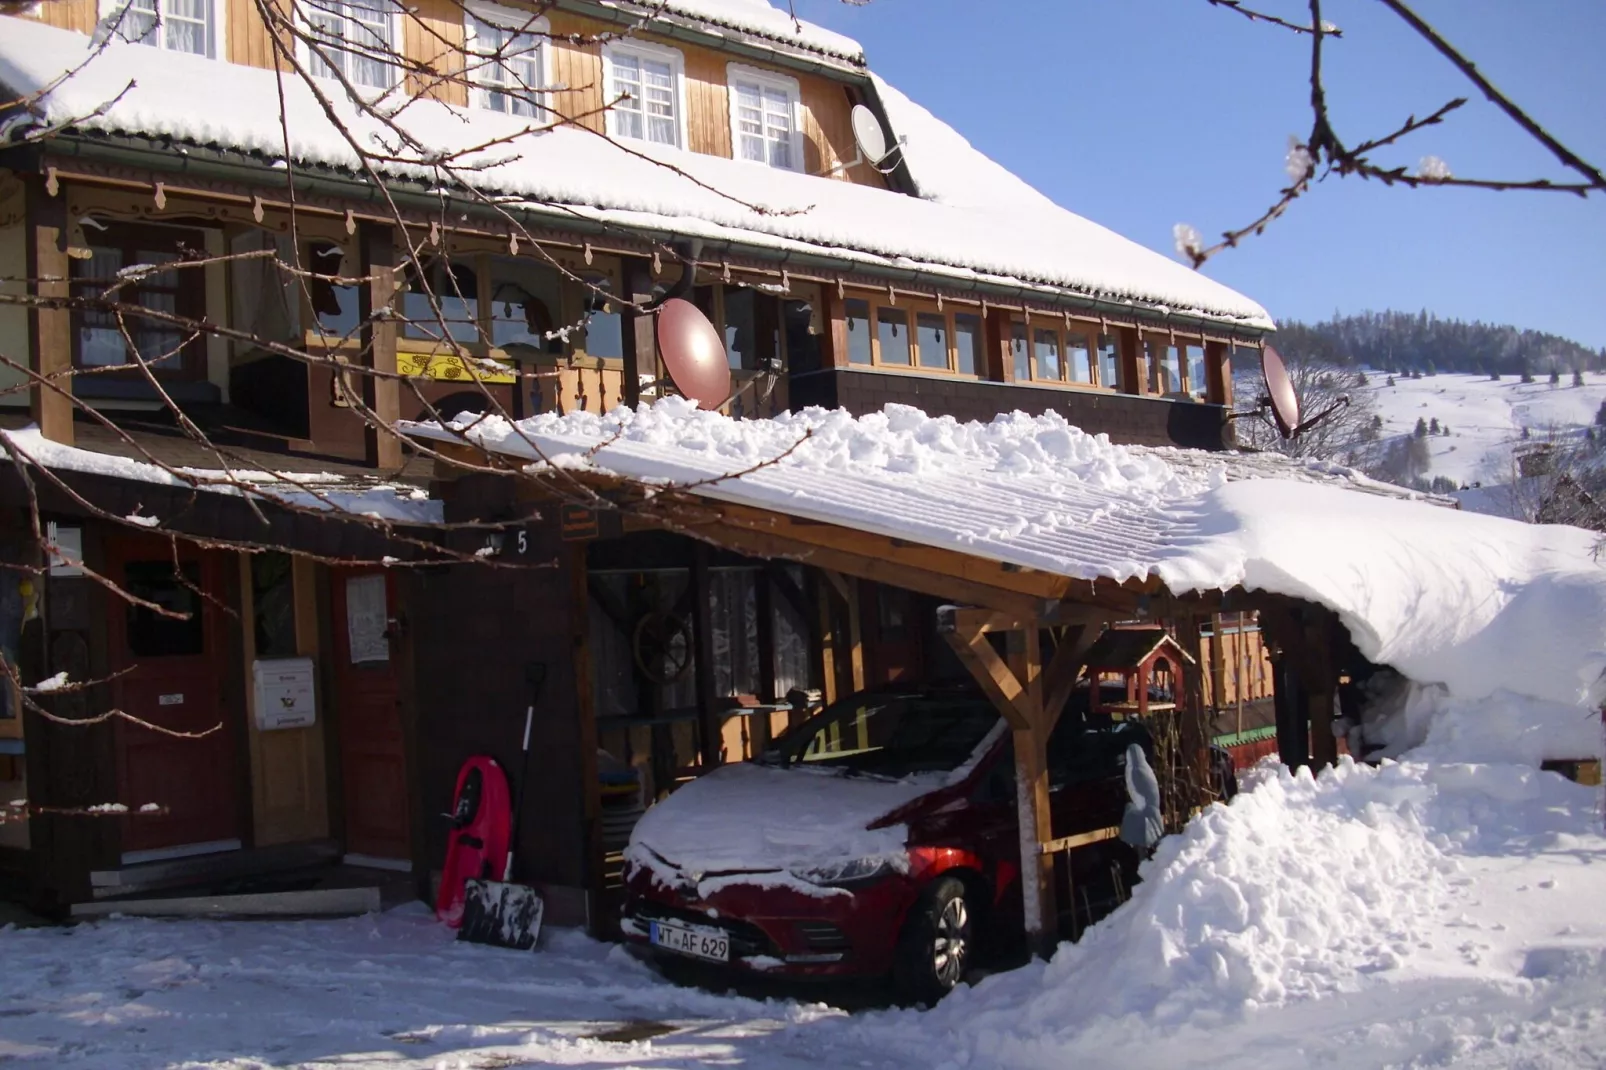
[{"x1": 503, "y1": 703, "x2": 537, "y2": 883}]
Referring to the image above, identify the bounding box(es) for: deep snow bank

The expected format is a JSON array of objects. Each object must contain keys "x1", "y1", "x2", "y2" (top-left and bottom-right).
[
  {"x1": 410, "y1": 400, "x2": 1606, "y2": 711},
  {"x1": 897, "y1": 751, "x2": 1606, "y2": 1067}
]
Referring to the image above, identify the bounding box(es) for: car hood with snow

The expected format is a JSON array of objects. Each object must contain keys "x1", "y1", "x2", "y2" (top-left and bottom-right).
[{"x1": 624, "y1": 761, "x2": 940, "y2": 885}]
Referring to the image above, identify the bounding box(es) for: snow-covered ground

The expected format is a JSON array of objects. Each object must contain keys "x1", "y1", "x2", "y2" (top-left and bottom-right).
[
  {"x1": 4, "y1": 697, "x2": 1601, "y2": 1069},
  {"x1": 1366, "y1": 371, "x2": 1606, "y2": 489}
]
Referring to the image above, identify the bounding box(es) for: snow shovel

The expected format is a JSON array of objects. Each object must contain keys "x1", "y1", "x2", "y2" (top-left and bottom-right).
[{"x1": 459, "y1": 663, "x2": 547, "y2": 951}]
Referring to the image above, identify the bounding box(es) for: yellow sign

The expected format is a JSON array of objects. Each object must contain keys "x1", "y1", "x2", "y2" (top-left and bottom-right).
[{"x1": 396, "y1": 350, "x2": 516, "y2": 385}]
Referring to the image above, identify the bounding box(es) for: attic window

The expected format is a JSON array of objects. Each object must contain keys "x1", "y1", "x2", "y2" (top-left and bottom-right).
[
  {"x1": 603, "y1": 42, "x2": 685, "y2": 148},
  {"x1": 464, "y1": 3, "x2": 548, "y2": 119},
  {"x1": 727, "y1": 65, "x2": 803, "y2": 171},
  {"x1": 105, "y1": 0, "x2": 215, "y2": 57}
]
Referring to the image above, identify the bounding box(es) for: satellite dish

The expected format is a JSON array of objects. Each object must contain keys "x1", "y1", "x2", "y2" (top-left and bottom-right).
[
  {"x1": 1261, "y1": 344, "x2": 1300, "y2": 439},
  {"x1": 851, "y1": 104, "x2": 891, "y2": 167},
  {"x1": 656, "y1": 298, "x2": 730, "y2": 411}
]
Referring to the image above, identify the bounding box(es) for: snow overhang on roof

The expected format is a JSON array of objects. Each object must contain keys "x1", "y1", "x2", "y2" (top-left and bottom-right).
[
  {"x1": 404, "y1": 399, "x2": 1606, "y2": 711},
  {"x1": 0, "y1": 17, "x2": 1274, "y2": 332}
]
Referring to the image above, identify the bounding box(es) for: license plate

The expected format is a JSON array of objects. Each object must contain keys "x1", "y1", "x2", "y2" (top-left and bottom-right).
[{"x1": 650, "y1": 920, "x2": 730, "y2": 963}]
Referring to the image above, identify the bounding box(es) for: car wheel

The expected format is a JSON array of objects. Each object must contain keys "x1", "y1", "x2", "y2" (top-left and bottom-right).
[{"x1": 893, "y1": 876, "x2": 974, "y2": 1005}]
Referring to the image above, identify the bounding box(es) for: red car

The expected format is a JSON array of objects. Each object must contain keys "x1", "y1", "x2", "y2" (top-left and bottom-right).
[{"x1": 620, "y1": 683, "x2": 1162, "y2": 1003}]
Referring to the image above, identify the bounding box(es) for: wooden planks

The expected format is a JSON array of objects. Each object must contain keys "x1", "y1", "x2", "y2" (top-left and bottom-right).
[{"x1": 25, "y1": 177, "x2": 73, "y2": 446}]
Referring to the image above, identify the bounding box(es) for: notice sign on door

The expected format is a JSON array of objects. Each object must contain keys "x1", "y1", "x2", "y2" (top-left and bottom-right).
[{"x1": 252, "y1": 657, "x2": 317, "y2": 731}]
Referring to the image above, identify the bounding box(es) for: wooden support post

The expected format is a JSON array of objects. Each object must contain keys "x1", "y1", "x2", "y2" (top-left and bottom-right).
[
  {"x1": 814, "y1": 571, "x2": 840, "y2": 711},
  {"x1": 691, "y1": 543, "x2": 720, "y2": 769},
  {"x1": 1306, "y1": 610, "x2": 1339, "y2": 768},
  {"x1": 844, "y1": 577, "x2": 866, "y2": 693},
  {"x1": 752, "y1": 570, "x2": 777, "y2": 754},
  {"x1": 358, "y1": 223, "x2": 401, "y2": 469},
  {"x1": 1118, "y1": 326, "x2": 1145, "y2": 397},
  {"x1": 1175, "y1": 614, "x2": 1210, "y2": 805},
  {"x1": 26, "y1": 177, "x2": 73, "y2": 445},
  {"x1": 1205, "y1": 340, "x2": 1233, "y2": 408},
  {"x1": 1011, "y1": 626, "x2": 1057, "y2": 958},
  {"x1": 1209, "y1": 614, "x2": 1229, "y2": 714},
  {"x1": 618, "y1": 257, "x2": 656, "y2": 409},
  {"x1": 984, "y1": 307, "x2": 1015, "y2": 383},
  {"x1": 944, "y1": 620, "x2": 1057, "y2": 957}
]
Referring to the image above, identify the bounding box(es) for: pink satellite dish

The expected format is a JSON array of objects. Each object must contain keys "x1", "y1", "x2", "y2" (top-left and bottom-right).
[
  {"x1": 1262, "y1": 344, "x2": 1300, "y2": 439},
  {"x1": 656, "y1": 298, "x2": 730, "y2": 411}
]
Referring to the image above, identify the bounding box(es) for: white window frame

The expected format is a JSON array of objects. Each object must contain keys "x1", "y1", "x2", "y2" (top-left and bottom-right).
[
  {"x1": 99, "y1": 0, "x2": 225, "y2": 60},
  {"x1": 463, "y1": 1, "x2": 550, "y2": 119},
  {"x1": 300, "y1": 0, "x2": 400, "y2": 92},
  {"x1": 601, "y1": 39, "x2": 689, "y2": 150},
  {"x1": 725, "y1": 63, "x2": 805, "y2": 172}
]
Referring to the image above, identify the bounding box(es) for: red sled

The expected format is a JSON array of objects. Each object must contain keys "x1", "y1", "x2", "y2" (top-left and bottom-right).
[{"x1": 434, "y1": 756, "x2": 511, "y2": 928}]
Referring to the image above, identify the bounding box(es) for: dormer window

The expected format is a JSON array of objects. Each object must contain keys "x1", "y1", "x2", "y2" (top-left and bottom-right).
[
  {"x1": 727, "y1": 64, "x2": 803, "y2": 171},
  {"x1": 304, "y1": 0, "x2": 396, "y2": 90},
  {"x1": 602, "y1": 41, "x2": 686, "y2": 148},
  {"x1": 464, "y1": 2, "x2": 548, "y2": 119},
  {"x1": 104, "y1": 0, "x2": 217, "y2": 57}
]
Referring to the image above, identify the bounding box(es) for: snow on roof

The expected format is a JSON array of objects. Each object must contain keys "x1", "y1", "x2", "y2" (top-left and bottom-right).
[
  {"x1": 0, "y1": 17, "x2": 1273, "y2": 329},
  {"x1": 606, "y1": 0, "x2": 864, "y2": 65},
  {"x1": 405, "y1": 399, "x2": 1606, "y2": 710},
  {"x1": 0, "y1": 426, "x2": 443, "y2": 525}
]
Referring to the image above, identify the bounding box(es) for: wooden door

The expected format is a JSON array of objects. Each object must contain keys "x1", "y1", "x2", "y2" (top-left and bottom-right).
[
  {"x1": 106, "y1": 540, "x2": 239, "y2": 856},
  {"x1": 864, "y1": 584, "x2": 924, "y2": 686},
  {"x1": 331, "y1": 569, "x2": 411, "y2": 863}
]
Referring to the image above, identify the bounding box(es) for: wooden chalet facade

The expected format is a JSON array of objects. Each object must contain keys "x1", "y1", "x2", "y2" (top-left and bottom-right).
[{"x1": 0, "y1": 0, "x2": 1308, "y2": 939}]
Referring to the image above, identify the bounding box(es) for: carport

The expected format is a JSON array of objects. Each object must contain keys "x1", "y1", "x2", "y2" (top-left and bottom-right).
[{"x1": 418, "y1": 424, "x2": 1374, "y2": 953}]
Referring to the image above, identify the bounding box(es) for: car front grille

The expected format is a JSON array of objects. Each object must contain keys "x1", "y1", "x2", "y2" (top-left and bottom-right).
[
  {"x1": 628, "y1": 900, "x2": 777, "y2": 960},
  {"x1": 794, "y1": 921, "x2": 851, "y2": 953}
]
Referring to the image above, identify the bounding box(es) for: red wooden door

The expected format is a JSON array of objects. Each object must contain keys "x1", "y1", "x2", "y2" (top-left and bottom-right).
[
  {"x1": 105, "y1": 540, "x2": 239, "y2": 856},
  {"x1": 331, "y1": 569, "x2": 411, "y2": 863}
]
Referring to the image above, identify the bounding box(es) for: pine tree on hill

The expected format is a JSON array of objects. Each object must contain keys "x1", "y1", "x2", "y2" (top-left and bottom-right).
[
  {"x1": 1414, "y1": 417, "x2": 1429, "y2": 438},
  {"x1": 1549, "y1": 367, "x2": 1561, "y2": 386},
  {"x1": 1575, "y1": 369, "x2": 1586, "y2": 388},
  {"x1": 1429, "y1": 417, "x2": 1440, "y2": 434},
  {"x1": 1386, "y1": 375, "x2": 1396, "y2": 387},
  {"x1": 1491, "y1": 369, "x2": 1501, "y2": 381},
  {"x1": 1597, "y1": 400, "x2": 1606, "y2": 428}
]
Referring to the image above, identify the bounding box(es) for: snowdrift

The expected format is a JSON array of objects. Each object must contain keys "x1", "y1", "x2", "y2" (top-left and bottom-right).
[{"x1": 874, "y1": 747, "x2": 1606, "y2": 1068}]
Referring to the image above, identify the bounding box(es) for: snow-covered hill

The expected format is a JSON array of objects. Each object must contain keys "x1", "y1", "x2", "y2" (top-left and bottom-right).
[{"x1": 1366, "y1": 370, "x2": 1606, "y2": 488}]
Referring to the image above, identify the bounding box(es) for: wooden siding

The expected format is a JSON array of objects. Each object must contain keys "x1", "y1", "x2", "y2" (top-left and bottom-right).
[
  {"x1": 26, "y1": 2, "x2": 880, "y2": 187},
  {"x1": 29, "y1": 0, "x2": 97, "y2": 34}
]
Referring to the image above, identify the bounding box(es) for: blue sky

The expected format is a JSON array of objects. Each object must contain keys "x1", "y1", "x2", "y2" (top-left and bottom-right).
[{"x1": 791, "y1": 0, "x2": 1606, "y2": 348}]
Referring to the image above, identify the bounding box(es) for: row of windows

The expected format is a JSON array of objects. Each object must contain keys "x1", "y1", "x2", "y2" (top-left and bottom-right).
[
  {"x1": 107, "y1": 0, "x2": 808, "y2": 170},
  {"x1": 845, "y1": 295, "x2": 1220, "y2": 396}
]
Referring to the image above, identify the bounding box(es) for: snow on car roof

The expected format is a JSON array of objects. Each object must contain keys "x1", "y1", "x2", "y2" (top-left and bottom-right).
[
  {"x1": 0, "y1": 17, "x2": 1272, "y2": 330},
  {"x1": 407, "y1": 399, "x2": 1606, "y2": 710}
]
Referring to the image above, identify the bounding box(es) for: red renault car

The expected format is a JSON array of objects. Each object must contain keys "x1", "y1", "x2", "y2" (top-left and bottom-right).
[{"x1": 621, "y1": 683, "x2": 1176, "y2": 1003}]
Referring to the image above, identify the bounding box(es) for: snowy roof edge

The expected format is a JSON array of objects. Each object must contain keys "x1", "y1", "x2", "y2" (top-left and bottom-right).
[{"x1": 597, "y1": 0, "x2": 867, "y2": 67}]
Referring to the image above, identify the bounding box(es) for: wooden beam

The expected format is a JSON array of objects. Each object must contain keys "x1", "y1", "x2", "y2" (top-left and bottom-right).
[
  {"x1": 944, "y1": 607, "x2": 1032, "y2": 635},
  {"x1": 1039, "y1": 825, "x2": 1120, "y2": 856},
  {"x1": 941, "y1": 628, "x2": 1030, "y2": 729},
  {"x1": 815, "y1": 570, "x2": 840, "y2": 708},
  {"x1": 26, "y1": 176, "x2": 73, "y2": 445},
  {"x1": 358, "y1": 222, "x2": 401, "y2": 470},
  {"x1": 690, "y1": 542, "x2": 720, "y2": 769},
  {"x1": 1205, "y1": 339, "x2": 1233, "y2": 408},
  {"x1": 819, "y1": 568, "x2": 851, "y2": 605},
  {"x1": 618, "y1": 257, "x2": 655, "y2": 408},
  {"x1": 844, "y1": 576, "x2": 866, "y2": 693},
  {"x1": 707, "y1": 501, "x2": 1075, "y2": 603},
  {"x1": 1009, "y1": 624, "x2": 1057, "y2": 959}
]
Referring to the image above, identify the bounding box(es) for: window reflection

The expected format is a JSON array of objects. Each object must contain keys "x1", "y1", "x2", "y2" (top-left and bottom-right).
[
  {"x1": 1034, "y1": 328, "x2": 1061, "y2": 381},
  {"x1": 916, "y1": 312, "x2": 947, "y2": 370},
  {"x1": 953, "y1": 313, "x2": 980, "y2": 376},
  {"x1": 877, "y1": 307, "x2": 911, "y2": 365},
  {"x1": 845, "y1": 299, "x2": 872, "y2": 365}
]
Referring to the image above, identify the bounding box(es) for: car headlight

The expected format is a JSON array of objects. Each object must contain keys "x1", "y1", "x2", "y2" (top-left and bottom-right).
[{"x1": 790, "y1": 856, "x2": 897, "y2": 889}]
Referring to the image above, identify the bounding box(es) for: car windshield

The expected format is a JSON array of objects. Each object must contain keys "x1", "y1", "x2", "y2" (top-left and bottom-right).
[{"x1": 767, "y1": 689, "x2": 1000, "y2": 779}]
